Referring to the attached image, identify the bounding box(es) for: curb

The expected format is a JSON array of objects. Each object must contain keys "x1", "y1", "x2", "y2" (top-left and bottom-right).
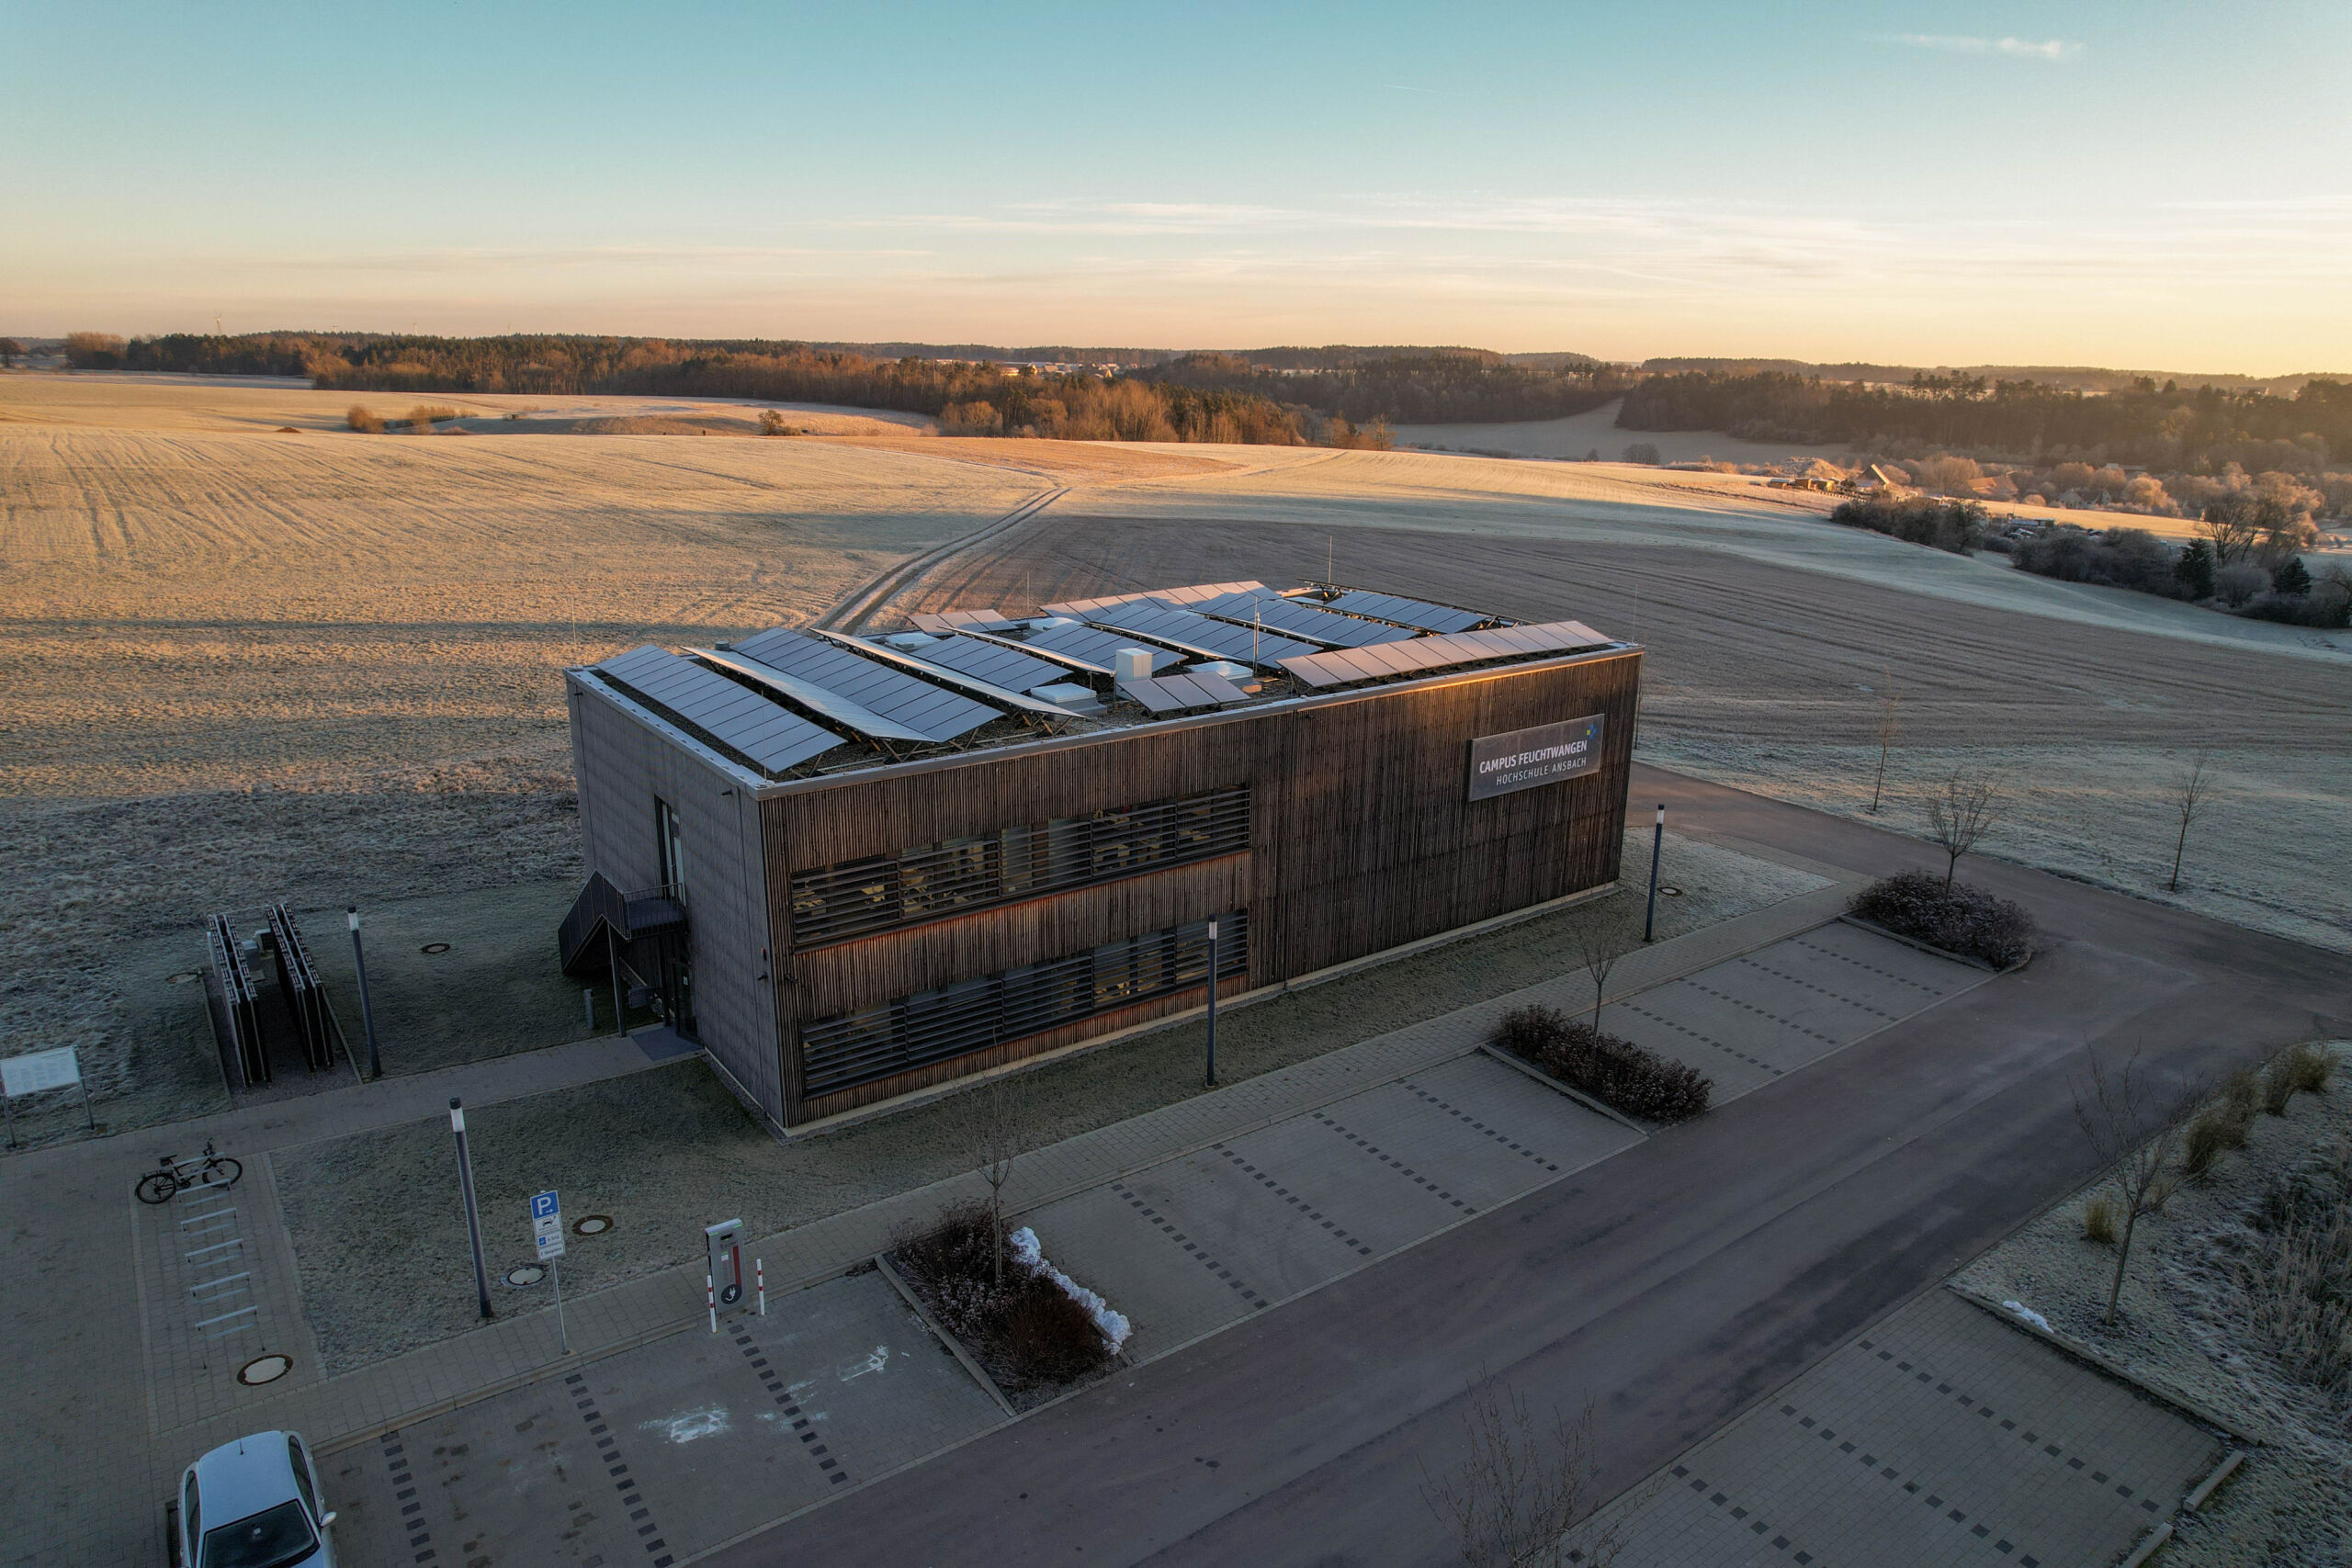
[
  {"x1": 1475, "y1": 1043, "x2": 1652, "y2": 1134},
  {"x1": 875, "y1": 1254, "x2": 1017, "y2": 1417},
  {"x1": 1946, "y1": 1284, "x2": 2264, "y2": 1444},
  {"x1": 2184, "y1": 1449, "x2": 2245, "y2": 1512},
  {"x1": 1837, "y1": 913, "x2": 2030, "y2": 974},
  {"x1": 2119, "y1": 1521, "x2": 2173, "y2": 1568}
]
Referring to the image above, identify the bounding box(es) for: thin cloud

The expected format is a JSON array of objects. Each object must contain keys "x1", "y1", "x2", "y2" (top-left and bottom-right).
[{"x1": 1882, "y1": 33, "x2": 2082, "y2": 61}]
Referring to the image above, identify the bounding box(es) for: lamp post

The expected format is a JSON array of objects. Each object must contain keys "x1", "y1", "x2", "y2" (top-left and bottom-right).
[
  {"x1": 1643, "y1": 804, "x2": 1666, "y2": 942},
  {"x1": 347, "y1": 906, "x2": 380, "y2": 1079},
  {"x1": 449, "y1": 1099, "x2": 493, "y2": 1320},
  {"x1": 1203, "y1": 918, "x2": 1220, "y2": 1088}
]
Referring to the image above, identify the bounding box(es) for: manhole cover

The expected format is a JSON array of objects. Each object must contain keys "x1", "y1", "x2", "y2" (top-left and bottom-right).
[
  {"x1": 420, "y1": 942, "x2": 452, "y2": 955},
  {"x1": 572, "y1": 1214, "x2": 613, "y2": 1236},
  {"x1": 238, "y1": 1353, "x2": 292, "y2": 1386},
  {"x1": 503, "y1": 1265, "x2": 547, "y2": 1288},
  {"x1": 165, "y1": 970, "x2": 201, "y2": 985},
  {"x1": 1659, "y1": 886, "x2": 1685, "y2": 897}
]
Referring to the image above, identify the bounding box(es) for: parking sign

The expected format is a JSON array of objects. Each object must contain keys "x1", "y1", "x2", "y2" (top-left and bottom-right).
[{"x1": 531, "y1": 1190, "x2": 565, "y2": 1259}]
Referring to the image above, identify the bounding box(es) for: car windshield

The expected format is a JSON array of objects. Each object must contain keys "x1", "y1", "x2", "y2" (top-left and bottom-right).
[{"x1": 201, "y1": 1500, "x2": 317, "y2": 1568}]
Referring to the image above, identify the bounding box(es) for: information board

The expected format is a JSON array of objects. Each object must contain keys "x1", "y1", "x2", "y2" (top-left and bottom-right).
[{"x1": 1466, "y1": 715, "x2": 1605, "y2": 802}]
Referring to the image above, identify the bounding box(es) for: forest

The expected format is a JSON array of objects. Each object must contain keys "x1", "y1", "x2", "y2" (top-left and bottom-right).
[
  {"x1": 1618, "y1": 370, "x2": 2352, "y2": 474},
  {"x1": 66, "y1": 332, "x2": 1357, "y2": 446},
  {"x1": 1143, "y1": 350, "x2": 1632, "y2": 425},
  {"x1": 62, "y1": 332, "x2": 1632, "y2": 440}
]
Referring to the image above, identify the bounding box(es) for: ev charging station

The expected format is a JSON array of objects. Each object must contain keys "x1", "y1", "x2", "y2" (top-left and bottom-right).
[{"x1": 705, "y1": 1218, "x2": 745, "y2": 1326}]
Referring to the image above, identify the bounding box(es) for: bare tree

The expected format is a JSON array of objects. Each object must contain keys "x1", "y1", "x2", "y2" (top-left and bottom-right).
[
  {"x1": 1869, "y1": 669, "x2": 1900, "y2": 814},
  {"x1": 1421, "y1": 1378, "x2": 1624, "y2": 1568},
  {"x1": 952, "y1": 1074, "x2": 1024, "y2": 1286},
  {"x1": 2166, "y1": 751, "x2": 2215, "y2": 893},
  {"x1": 2074, "y1": 1050, "x2": 2196, "y2": 1326},
  {"x1": 1572, "y1": 912, "x2": 1636, "y2": 1033},
  {"x1": 1923, "y1": 767, "x2": 2004, "y2": 889}
]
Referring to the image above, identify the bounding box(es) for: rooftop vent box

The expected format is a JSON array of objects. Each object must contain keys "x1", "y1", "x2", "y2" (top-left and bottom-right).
[
  {"x1": 883, "y1": 631, "x2": 937, "y2": 651},
  {"x1": 1030, "y1": 682, "x2": 1102, "y2": 711},
  {"x1": 1191, "y1": 660, "x2": 1251, "y2": 681},
  {"x1": 1028, "y1": 616, "x2": 1075, "y2": 631},
  {"x1": 1114, "y1": 648, "x2": 1155, "y2": 682}
]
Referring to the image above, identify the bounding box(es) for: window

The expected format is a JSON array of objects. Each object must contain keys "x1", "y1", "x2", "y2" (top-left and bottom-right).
[
  {"x1": 183, "y1": 1476, "x2": 200, "y2": 1560},
  {"x1": 789, "y1": 785, "x2": 1250, "y2": 947},
  {"x1": 287, "y1": 1437, "x2": 318, "y2": 1519},
  {"x1": 200, "y1": 1501, "x2": 317, "y2": 1568},
  {"x1": 799, "y1": 911, "x2": 1246, "y2": 1099},
  {"x1": 655, "y1": 797, "x2": 686, "y2": 901}
]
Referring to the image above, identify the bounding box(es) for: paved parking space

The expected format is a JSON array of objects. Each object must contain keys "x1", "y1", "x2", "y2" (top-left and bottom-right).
[
  {"x1": 1027, "y1": 1051, "x2": 1641, "y2": 1359},
  {"x1": 1567, "y1": 1290, "x2": 2220, "y2": 1568},
  {"x1": 323, "y1": 1269, "x2": 999, "y2": 1567},
  {"x1": 1609, "y1": 923, "x2": 1985, "y2": 1100}
]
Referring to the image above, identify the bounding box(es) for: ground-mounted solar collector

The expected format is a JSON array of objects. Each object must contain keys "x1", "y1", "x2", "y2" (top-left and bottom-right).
[{"x1": 562, "y1": 580, "x2": 1640, "y2": 1134}]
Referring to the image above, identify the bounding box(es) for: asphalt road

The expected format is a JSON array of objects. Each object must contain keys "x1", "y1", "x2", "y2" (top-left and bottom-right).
[{"x1": 712, "y1": 764, "x2": 2352, "y2": 1568}]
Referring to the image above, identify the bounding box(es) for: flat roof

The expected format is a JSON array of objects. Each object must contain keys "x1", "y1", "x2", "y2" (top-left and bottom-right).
[{"x1": 570, "y1": 579, "x2": 1626, "y2": 786}]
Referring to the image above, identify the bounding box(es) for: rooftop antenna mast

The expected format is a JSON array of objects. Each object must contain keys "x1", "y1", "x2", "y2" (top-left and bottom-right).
[{"x1": 1326, "y1": 535, "x2": 1334, "y2": 590}]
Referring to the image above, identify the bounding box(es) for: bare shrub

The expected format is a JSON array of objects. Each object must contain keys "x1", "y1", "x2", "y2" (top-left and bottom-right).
[
  {"x1": 2074, "y1": 1049, "x2": 2198, "y2": 1325},
  {"x1": 1495, "y1": 1004, "x2": 1711, "y2": 1122},
  {"x1": 2290, "y1": 1044, "x2": 2335, "y2": 1096},
  {"x1": 888, "y1": 1198, "x2": 1112, "y2": 1395},
  {"x1": 407, "y1": 403, "x2": 460, "y2": 431},
  {"x1": 951, "y1": 1074, "x2": 1023, "y2": 1287},
  {"x1": 2261, "y1": 1043, "x2": 2329, "y2": 1115},
  {"x1": 345, "y1": 405, "x2": 384, "y2": 434},
  {"x1": 2215, "y1": 560, "x2": 2268, "y2": 605},
  {"x1": 1420, "y1": 1379, "x2": 1623, "y2": 1568},
  {"x1": 2184, "y1": 1112, "x2": 2239, "y2": 1179},
  {"x1": 2083, "y1": 1193, "x2": 2118, "y2": 1244},
  {"x1": 1848, "y1": 871, "x2": 2036, "y2": 968},
  {"x1": 2167, "y1": 751, "x2": 2216, "y2": 892},
  {"x1": 1922, "y1": 767, "x2": 2005, "y2": 888},
  {"x1": 1622, "y1": 442, "x2": 1661, "y2": 465},
  {"x1": 1569, "y1": 910, "x2": 1637, "y2": 1032}
]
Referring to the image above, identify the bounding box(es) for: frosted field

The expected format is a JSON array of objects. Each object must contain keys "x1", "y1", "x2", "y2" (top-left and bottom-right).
[{"x1": 3, "y1": 370, "x2": 2345, "y2": 1138}]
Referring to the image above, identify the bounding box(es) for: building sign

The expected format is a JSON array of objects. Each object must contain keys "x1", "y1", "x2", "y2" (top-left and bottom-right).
[{"x1": 1466, "y1": 715, "x2": 1605, "y2": 802}]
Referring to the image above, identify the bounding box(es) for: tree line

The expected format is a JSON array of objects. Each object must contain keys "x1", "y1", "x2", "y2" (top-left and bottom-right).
[
  {"x1": 1145, "y1": 351, "x2": 1633, "y2": 425},
  {"x1": 1618, "y1": 370, "x2": 2352, "y2": 475},
  {"x1": 62, "y1": 332, "x2": 1371, "y2": 446}
]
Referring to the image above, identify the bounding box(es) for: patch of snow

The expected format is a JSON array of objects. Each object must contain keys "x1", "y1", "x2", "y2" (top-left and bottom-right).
[
  {"x1": 1010, "y1": 1225, "x2": 1131, "y2": 1353},
  {"x1": 2003, "y1": 1300, "x2": 2052, "y2": 1333}
]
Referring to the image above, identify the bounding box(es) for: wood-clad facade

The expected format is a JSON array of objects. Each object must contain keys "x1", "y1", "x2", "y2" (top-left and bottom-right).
[{"x1": 571, "y1": 642, "x2": 1640, "y2": 1133}]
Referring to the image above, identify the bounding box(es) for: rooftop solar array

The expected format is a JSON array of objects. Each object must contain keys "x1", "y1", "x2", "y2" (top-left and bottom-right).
[
  {"x1": 729, "y1": 626, "x2": 1001, "y2": 743},
  {"x1": 888, "y1": 632, "x2": 1069, "y2": 694},
  {"x1": 1044, "y1": 581, "x2": 1265, "y2": 618},
  {"x1": 971, "y1": 621, "x2": 1185, "y2": 675},
  {"x1": 1277, "y1": 620, "x2": 1611, "y2": 691},
  {"x1": 594, "y1": 645, "x2": 846, "y2": 774},
  {"x1": 1116, "y1": 670, "x2": 1253, "y2": 715},
  {"x1": 814, "y1": 631, "x2": 1076, "y2": 718},
  {"x1": 910, "y1": 608, "x2": 1019, "y2": 635},
  {"x1": 1080, "y1": 601, "x2": 1323, "y2": 666},
  {"x1": 1187, "y1": 588, "x2": 1424, "y2": 649},
  {"x1": 1317, "y1": 589, "x2": 1499, "y2": 635}
]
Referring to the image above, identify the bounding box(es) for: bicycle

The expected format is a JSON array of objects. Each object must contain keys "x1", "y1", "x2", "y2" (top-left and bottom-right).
[{"x1": 134, "y1": 1140, "x2": 243, "y2": 1204}]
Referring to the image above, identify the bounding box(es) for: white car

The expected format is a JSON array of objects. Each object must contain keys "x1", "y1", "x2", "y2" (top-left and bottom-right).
[{"x1": 175, "y1": 1430, "x2": 337, "y2": 1568}]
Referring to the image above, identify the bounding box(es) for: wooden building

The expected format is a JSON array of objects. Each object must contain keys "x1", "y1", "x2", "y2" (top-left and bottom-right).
[{"x1": 561, "y1": 581, "x2": 1639, "y2": 1132}]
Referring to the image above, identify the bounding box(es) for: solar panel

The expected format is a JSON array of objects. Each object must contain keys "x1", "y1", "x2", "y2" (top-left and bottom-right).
[
  {"x1": 1188, "y1": 589, "x2": 1423, "y2": 649},
  {"x1": 594, "y1": 646, "x2": 846, "y2": 773},
  {"x1": 877, "y1": 632, "x2": 1067, "y2": 694},
  {"x1": 1277, "y1": 619, "x2": 1612, "y2": 690},
  {"x1": 812, "y1": 633, "x2": 1077, "y2": 718},
  {"x1": 1081, "y1": 602, "x2": 1322, "y2": 667},
  {"x1": 1116, "y1": 670, "x2": 1252, "y2": 715},
  {"x1": 729, "y1": 626, "x2": 1001, "y2": 743},
  {"x1": 971, "y1": 622, "x2": 1186, "y2": 675},
  {"x1": 910, "y1": 608, "x2": 1018, "y2": 635},
  {"x1": 1043, "y1": 581, "x2": 1264, "y2": 617},
  {"x1": 1317, "y1": 589, "x2": 1498, "y2": 634}
]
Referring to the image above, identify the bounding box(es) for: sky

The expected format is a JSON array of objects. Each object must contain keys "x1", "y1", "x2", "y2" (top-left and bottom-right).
[{"x1": 5, "y1": 1, "x2": 2349, "y2": 371}]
